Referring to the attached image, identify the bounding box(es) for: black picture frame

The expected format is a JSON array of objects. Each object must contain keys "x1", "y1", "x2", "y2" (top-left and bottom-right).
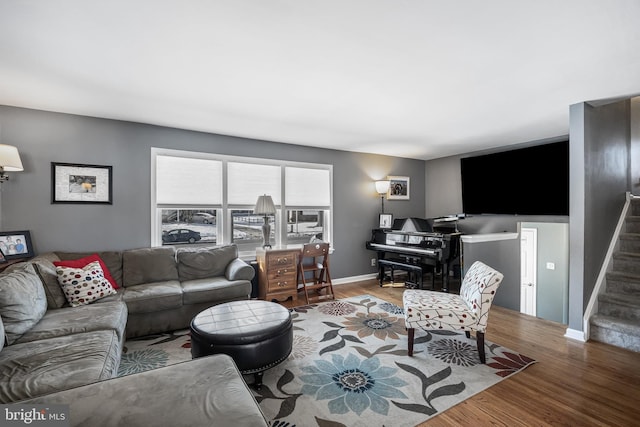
[
  {"x1": 0, "y1": 230, "x2": 34, "y2": 260},
  {"x1": 51, "y1": 162, "x2": 113, "y2": 204}
]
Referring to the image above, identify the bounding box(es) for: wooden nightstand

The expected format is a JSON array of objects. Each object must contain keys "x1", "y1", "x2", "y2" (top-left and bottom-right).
[{"x1": 256, "y1": 248, "x2": 299, "y2": 303}]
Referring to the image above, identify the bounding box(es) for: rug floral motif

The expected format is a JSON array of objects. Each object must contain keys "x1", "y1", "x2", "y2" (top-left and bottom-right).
[
  {"x1": 118, "y1": 329, "x2": 191, "y2": 377},
  {"x1": 118, "y1": 295, "x2": 535, "y2": 426}
]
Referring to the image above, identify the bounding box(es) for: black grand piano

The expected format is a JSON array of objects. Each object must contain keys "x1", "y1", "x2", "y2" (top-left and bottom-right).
[{"x1": 366, "y1": 217, "x2": 461, "y2": 292}]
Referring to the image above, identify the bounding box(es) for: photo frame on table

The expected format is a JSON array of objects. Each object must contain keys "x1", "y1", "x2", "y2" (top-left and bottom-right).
[
  {"x1": 387, "y1": 176, "x2": 410, "y2": 200},
  {"x1": 379, "y1": 213, "x2": 393, "y2": 229},
  {"x1": 0, "y1": 230, "x2": 34, "y2": 260},
  {"x1": 51, "y1": 162, "x2": 113, "y2": 204}
]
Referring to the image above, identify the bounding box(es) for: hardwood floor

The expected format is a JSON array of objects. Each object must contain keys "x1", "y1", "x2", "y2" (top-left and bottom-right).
[{"x1": 290, "y1": 279, "x2": 640, "y2": 426}]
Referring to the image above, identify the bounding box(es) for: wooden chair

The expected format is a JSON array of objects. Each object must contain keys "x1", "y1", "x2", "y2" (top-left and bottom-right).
[
  {"x1": 298, "y1": 242, "x2": 335, "y2": 304},
  {"x1": 403, "y1": 261, "x2": 503, "y2": 363}
]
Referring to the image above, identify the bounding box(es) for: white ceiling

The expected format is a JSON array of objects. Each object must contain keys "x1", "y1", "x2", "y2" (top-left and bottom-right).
[{"x1": 1, "y1": 1, "x2": 639, "y2": 160}]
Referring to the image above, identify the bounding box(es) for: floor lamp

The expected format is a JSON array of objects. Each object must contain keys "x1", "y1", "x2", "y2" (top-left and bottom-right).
[
  {"x1": 375, "y1": 180, "x2": 390, "y2": 213},
  {"x1": 254, "y1": 194, "x2": 276, "y2": 248}
]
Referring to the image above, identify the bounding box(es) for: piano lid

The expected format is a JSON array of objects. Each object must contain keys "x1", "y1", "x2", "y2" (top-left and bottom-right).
[{"x1": 391, "y1": 217, "x2": 433, "y2": 233}]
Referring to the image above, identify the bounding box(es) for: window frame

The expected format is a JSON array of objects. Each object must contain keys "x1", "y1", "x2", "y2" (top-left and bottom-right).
[{"x1": 151, "y1": 148, "x2": 333, "y2": 256}]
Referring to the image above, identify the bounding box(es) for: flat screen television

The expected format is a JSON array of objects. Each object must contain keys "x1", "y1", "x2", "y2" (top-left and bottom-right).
[{"x1": 460, "y1": 141, "x2": 569, "y2": 216}]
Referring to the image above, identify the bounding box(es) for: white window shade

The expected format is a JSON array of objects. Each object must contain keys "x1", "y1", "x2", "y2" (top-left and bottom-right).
[
  {"x1": 156, "y1": 156, "x2": 222, "y2": 204},
  {"x1": 228, "y1": 162, "x2": 281, "y2": 205},
  {"x1": 285, "y1": 167, "x2": 331, "y2": 206}
]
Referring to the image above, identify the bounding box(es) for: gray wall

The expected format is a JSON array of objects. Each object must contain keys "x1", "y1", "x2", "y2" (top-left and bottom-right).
[
  {"x1": 568, "y1": 100, "x2": 630, "y2": 331},
  {"x1": 0, "y1": 105, "x2": 426, "y2": 279},
  {"x1": 425, "y1": 155, "x2": 461, "y2": 217},
  {"x1": 632, "y1": 97, "x2": 640, "y2": 189},
  {"x1": 461, "y1": 236, "x2": 520, "y2": 311}
]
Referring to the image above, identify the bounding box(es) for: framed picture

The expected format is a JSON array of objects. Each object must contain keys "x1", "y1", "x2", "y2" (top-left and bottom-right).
[
  {"x1": 379, "y1": 213, "x2": 393, "y2": 229},
  {"x1": 0, "y1": 230, "x2": 34, "y2": 260},
  {"x1": 51, "y1": 162, "x2": 113, "y2": 204},
  {"x1": 387, "y1": 176, "x2": 410, "y2": 200}
]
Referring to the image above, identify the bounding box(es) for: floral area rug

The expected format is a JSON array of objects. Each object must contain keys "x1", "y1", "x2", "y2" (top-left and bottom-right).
[{"x1": 118, "y1": 295, "x2": 535, "y2": 426}]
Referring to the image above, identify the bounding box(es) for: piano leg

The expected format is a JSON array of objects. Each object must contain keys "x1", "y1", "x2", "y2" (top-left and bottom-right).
[{"x1": 442, "y1": 262, "x2": 450, "y2": 293}]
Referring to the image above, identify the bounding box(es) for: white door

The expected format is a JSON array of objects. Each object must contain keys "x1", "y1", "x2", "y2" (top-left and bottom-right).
[{"x1": 520, "y1": 227, "x2": 537, "y2": 316}]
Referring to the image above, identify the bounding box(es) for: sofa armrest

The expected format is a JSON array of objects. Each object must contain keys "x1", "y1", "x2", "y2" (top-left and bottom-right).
[{"x1": 225, "y1": 258, "x2": 255, "y2": 281}]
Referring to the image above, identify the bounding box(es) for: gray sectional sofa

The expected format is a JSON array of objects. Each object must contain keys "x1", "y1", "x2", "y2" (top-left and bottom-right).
[
  {"x1": 0, "y1": 243, "x2": 268, "y2": 426},
  {"x1": 36, "y1": 244, "x2": 254, "y2": 338}
]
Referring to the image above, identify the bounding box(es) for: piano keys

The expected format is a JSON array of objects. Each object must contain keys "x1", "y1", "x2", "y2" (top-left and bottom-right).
[{"x1": 365, "y1": 217, "x2": 461, "y2": 292}]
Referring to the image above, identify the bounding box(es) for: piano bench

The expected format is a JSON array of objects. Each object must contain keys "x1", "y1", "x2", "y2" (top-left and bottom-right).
[{"x1": 377, "y1": 259, "x2": 433, "y2": 290}]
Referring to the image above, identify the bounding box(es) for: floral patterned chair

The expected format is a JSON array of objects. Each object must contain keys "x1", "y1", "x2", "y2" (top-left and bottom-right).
[{"x1": 403, "y1": 261, "x2": 504, "y2": 363}]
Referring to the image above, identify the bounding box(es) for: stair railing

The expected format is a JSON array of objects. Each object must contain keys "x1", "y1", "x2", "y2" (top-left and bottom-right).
[{"x1": 578, "y1": 191, "x2": 639, "y2": 341}]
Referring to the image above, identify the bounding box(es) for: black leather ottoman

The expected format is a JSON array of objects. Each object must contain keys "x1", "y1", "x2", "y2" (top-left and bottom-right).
[{"x1": 190, "y1": 300, "x2": 293, "y2": 389}]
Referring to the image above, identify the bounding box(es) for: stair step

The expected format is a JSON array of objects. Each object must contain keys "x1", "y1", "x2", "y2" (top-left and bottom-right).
[
  {"x1": 631, "y1": 199, "x2": 640, "y2": 216},
  {"x1": 625, "y1": 216, "x2": 640, "y2": 233},
  {"x1": 598, "y1": 293, "x2": 640, "y2": 320},
  {"x1": 590, "y1": 314, "x2": 640, "y2": 352},
  {"x1": 606, "y1": 271, "x2": 640, "y2": 295},
  {"x1": 612, "y1": 252, "x2": 640, "y2": 275},
  {"x1": 619, "y1": 233, "x2": 640, "y2": 253}
]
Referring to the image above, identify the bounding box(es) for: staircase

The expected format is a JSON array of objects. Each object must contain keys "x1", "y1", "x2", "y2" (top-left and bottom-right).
[{"x1": 590, "y1": 198, "x2": 640, "y2": 352}]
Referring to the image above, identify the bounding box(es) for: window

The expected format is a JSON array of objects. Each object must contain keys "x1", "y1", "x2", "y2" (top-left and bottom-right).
[
  {"x1": 286, "y1": 210, "x2": 327, "y2": 244},
  {"x1": 151, "y1": 148, "x2": 332, "y2": 255},
  {"x1": 161, "y1": 209, "x2": 218, "y2": 245}
]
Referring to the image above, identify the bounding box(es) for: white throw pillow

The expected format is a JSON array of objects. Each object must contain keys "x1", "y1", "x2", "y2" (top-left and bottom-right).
[{"x1": 56, "y1": 261, "x2": 117, "y2": 307}]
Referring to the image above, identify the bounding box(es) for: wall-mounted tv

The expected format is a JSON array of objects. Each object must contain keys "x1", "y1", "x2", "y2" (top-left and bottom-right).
[{"x1": 460, "y1": 141, "x2": 569, "y2": 216}]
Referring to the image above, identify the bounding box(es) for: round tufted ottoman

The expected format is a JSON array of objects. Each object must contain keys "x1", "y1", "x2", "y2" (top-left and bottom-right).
[{"x1": 190, "y1": 300, "x2": 293, "y2": 389}]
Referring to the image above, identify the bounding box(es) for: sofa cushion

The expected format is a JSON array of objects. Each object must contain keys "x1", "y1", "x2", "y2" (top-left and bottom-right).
[
  {"x1": 57, "y1": 251, "x2": 123, "y2": 288},
  {"x1": 54, "y1": 254, "x2": 119, "y2": 289},
  {"x1": 177, "y1": 244, "x2": 238, "y2": 281},
  {"x1": 14, "y1": 301, "x2": 128, "y2": 345},
  {"x1": 0, "y1": 263, "x2": 47, "y2": 345},
  {"x1": 123, "y1": 280, "x2": 183, "y2": 314},
  {"x1": 20, "y1": 355, "x2": 269, "y2": 426},
  {"x1": 0, "y1": 330, "x2": 121, "y2": 403},
  {"x1": 33, "y1": 260, "x2": 68, "y2": 308},
  {"x1": 92, "y1": 288, "x2": 124, "y2": 304},
  {"x1": 56, "y1": 261, "x2": 117, "y2": 307},
  {"x1": 122, "y1": 247, "x2": 178, "y2": 287},
  {"x1": 181, "y1": 277, "x2": 251, "y2": 305}
]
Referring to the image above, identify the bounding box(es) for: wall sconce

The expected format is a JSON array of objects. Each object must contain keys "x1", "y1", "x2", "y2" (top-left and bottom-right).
[
  {"x1": 0, "y1": 144, "x2": 23, "y2": 182},
  {"x1": 375, "y1": 180, "x2": 390, "y2": 213},
  {"x1": 254, "y1": 194, "x2": 276, "y2": 248}
]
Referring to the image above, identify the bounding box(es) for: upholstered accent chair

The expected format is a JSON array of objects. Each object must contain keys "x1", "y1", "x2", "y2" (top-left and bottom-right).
[{"x1": 403, "y1": 261, "x2": 504, "y2": 363}]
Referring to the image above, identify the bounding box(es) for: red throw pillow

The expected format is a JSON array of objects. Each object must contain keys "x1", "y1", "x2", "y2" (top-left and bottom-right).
[{"x1": 53, "y1": 254, "x2": 119, "y2": 289}]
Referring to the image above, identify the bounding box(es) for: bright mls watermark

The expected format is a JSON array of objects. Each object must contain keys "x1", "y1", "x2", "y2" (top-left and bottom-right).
[{"x1": 0, "y1": 405, "x2": 69, "y2": 426}]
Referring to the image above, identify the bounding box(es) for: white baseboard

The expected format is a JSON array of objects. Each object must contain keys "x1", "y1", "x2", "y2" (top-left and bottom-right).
[
  {"x1": 564, "y1": 328, "x2": 586, "y2": 342},
  {"x1": 332, "y1": 273, "x2": 377, "y2": 285}
]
